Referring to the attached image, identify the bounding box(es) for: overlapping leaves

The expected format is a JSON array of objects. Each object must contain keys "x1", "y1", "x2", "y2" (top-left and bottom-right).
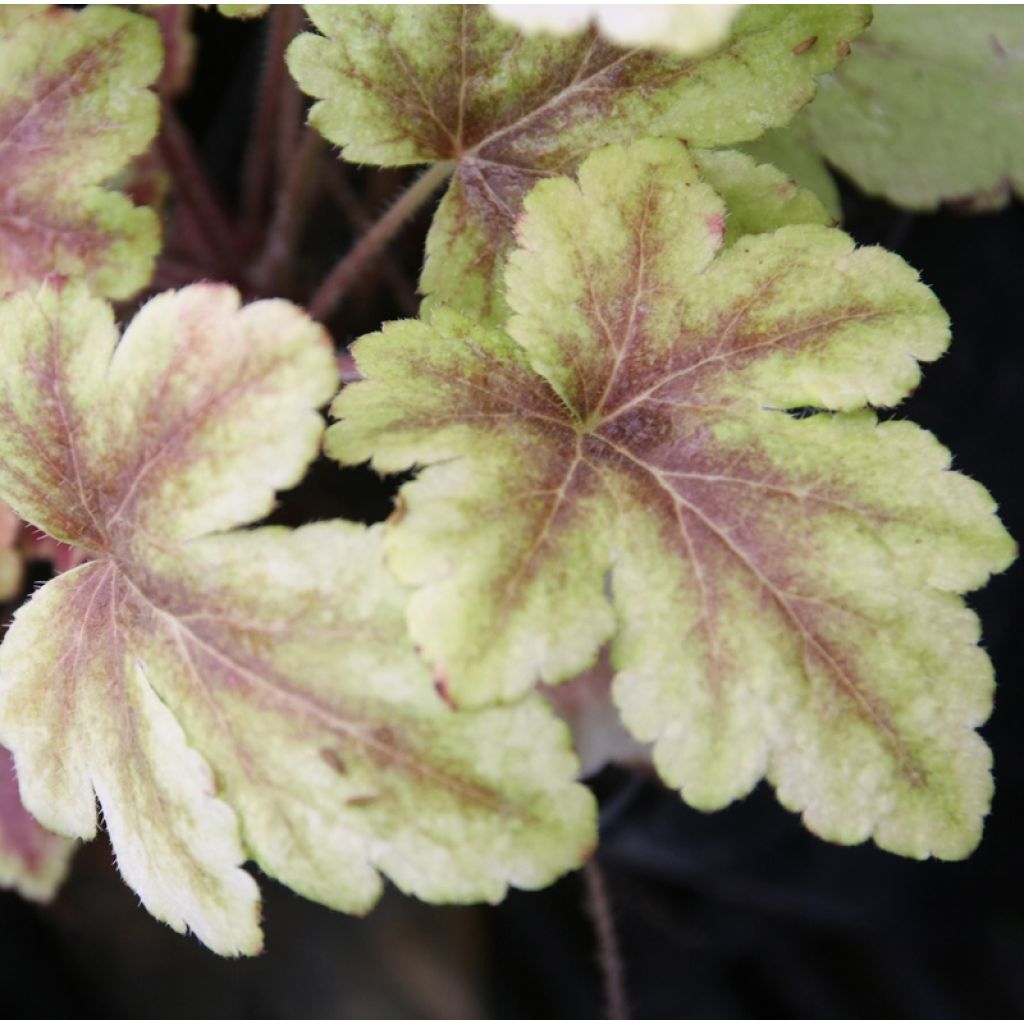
[
  {"x1": 0, "y1": 6, "x2": 161, "y2": 298},
  {"x1": 329, "y1": 139, "x2": 1015, "y2": 860},
  {"x1": 0, "y1": 283, "x2": 594, "y2": 954},
  {"x1": 288, "y1": 3, "x2": 868, "y2": 323},
  {"x1": 0, "y1": 745, "x2": 74, "y2": 901}
]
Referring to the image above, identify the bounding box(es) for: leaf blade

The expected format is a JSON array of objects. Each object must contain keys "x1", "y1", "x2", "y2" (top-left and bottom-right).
[
  {"x1": 0, "y1": 6, "x2": 161, "y2": 298},
  {"x1": 330, "y1": 138, "x2": 1015, "y2": 859},
  {"x1": 0, "y1": 281, "x2": 597, "y2": 951},
  {"x1": 288, "y1": 3, "x2": 870, "y2": 323}
]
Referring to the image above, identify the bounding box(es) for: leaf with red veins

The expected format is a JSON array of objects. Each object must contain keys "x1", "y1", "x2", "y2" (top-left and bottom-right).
[
  {"x1": 0, "y1": 282, "x2": 594, "y2": 955},
  {"x1": 329, "y1": 139, "x2": 1016, "y2": 860},
  {"x1": 0, "y1": 6, "x2": 161, "y2": 299},
  {"x1": 0, "y1": 745, "x2": 75, "y2": 901},
  {"x1": 287, "y1": 4, "x2": 869, "y2": 324}
]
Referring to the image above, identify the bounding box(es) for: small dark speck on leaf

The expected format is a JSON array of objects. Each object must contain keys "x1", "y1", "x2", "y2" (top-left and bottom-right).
[
  {"x1": 320, "y1": 748, "x2": 348, "y2": 774},
  {"x1": 346, "y1": 794, "x2": 378, "y2": 807}
]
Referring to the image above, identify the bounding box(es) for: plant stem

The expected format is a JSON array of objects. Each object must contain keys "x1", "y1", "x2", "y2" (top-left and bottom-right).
[
  {"x1": 159, "y1": 102, "x2": 239, "y2": 275},
  {"x1": 274, "y1": 7, "x2": 306, "y2": 193},
  {"x1": 252, "y1": 127, "x2": 323, "y2": 295},
  {"x1": 583, "y1": 857, "x2": 630, "y2": 1020},
  {"x1": 240, "y1": 5, "x2": 292, "y2": 240},
  {"x1": 309, "y1": 161, "x2": 453, "y2": 323},
  {"x1": 322, "y1": 163, "x2": 420, "y2": 316}
]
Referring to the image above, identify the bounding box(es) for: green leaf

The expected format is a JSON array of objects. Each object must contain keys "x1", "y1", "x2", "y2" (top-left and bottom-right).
[
  {"x1": 0, "y1": 501, "x2": 22, "y2": 601},
  {"x1": 329, "y1": 138, "x2": 1015, "y2": 861},
  {"x1": 0, "y1": 745, "x2": 75, "y2": 902},
  {"x1": 217, "y1": 4, "x2": 269, "y2": 20},
  {"x1": 0, "y1": 282, "x2": 594, "y2": 955},
  {"x1": 802, "y1": 5, "x2": 1024, "y2": 209},
  {"x1": 693, "y1": 148, "x2": 834, "y2": 243},
  {"x1": 0, "y1": 6, "x2": 161, "y2": 299},
  {"x1": 740, "y1": 124, "x2": 842, "y2": 221},
  {"x1": 288, "y1": 3, "x2": 869, "y2": 323}
]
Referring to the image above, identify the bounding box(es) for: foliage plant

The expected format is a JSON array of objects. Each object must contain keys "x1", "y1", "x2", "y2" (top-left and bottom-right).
[{"x1": 0, "y1": 3, "x2": 1017, "y2": 960}]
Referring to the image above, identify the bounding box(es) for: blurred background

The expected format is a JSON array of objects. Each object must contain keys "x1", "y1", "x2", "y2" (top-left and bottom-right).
[{"x1": 1, "y1": 8, "x2": 1022, "y2": 1017}]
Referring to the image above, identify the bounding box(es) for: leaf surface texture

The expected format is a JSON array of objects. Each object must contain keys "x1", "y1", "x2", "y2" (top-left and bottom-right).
[
  {"x1": 288, "y1": 3, "x2": 869, "y2": 323},
  {"x1": 0, "y1": 6, "x2": 160, "y2": 298},
  {"x1": 330, "y1": 139, "x2": 1015, "y2": 860},
  {"x1": 0, "y1": 283, "x2": 595, "y2": 954}
]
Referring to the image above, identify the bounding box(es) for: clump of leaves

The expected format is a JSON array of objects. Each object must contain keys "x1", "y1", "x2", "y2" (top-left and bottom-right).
[
  {"x1": 0, "y1": 2, "x2": 1016, "y2": 960},
  {"x1": 287, "y1": 4, "x2": 869, "y2": 323}
]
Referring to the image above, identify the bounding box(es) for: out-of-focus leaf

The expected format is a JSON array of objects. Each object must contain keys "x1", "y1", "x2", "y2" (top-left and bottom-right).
[
  {"x1": 802, "y1": 6, "x2": 1024, "y2": 209},
  {"x1": 489, "y1": 4, "x2": 742, "y2": 57},
  {"x1": 0, "y1": 745, "x2": 75, "y2": 902},
  {"x1": 0, "y1": 6, "x2": 161, "y2": 298}
]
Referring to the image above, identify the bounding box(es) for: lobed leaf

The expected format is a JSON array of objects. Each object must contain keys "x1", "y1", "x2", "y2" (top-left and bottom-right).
[
  {"x1": 0, "y1": 744, "x2": 75, "y2": 902},
  {"x1": 0, "y1": 6, "x2": 161, "y2": 299},
  {"x1": 801, "y1": 6, "x2": 1024, "y2": 209},
  {"x1": 287, "y1": 3, "x2": 869, "y2": 324},
  {"x1": 329, "y1": 139, "x2": 1016, "y2": 861},
  {"x1": 0, "y1": 283, "x2": 594, "y2": 954}
]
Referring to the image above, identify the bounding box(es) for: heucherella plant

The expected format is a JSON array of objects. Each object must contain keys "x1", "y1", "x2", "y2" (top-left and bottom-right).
[
  {"x1": 327, "y1": 137, "x2": 1014, "y2": 859},
  {"x1": 741, "y1": 6, "x2": 1024, "y2": 214},
  {"x1": 0, "y1": 2, "x2": 1016, "y2": 961}
]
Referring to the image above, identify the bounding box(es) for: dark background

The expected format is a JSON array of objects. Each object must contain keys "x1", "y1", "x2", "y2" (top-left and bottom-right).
[{"x1": 1, "y1": 9, "x2": 1022, "y2": 1017}]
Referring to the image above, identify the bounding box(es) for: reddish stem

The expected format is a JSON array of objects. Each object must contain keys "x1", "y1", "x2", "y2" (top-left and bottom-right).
[
  {"x1": 322, "y1": 163, "x2": 421, "y2": 316},
  {"x1": 159, "y1": 102, "x2": 240, "y2": 275},
  {"x1": 251, "y1": 127, "x2": 323, "y2": 295},
  {"x1": 583, "y1": 858, "x2": 630, "y2": 1019},
  {"x1": 240, "y1": 6, "x2": 292, "y2": 239},
  {"x1": 309, "y1": 161, "x2": 452, "y2": 323}
]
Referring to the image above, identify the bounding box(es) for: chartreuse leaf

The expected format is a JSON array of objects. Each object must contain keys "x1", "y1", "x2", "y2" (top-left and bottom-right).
[
  {"x1": 329, "y1": 139, "x2": 1016, "y2": 860},
  {"x1": 0, "y1": 501, "x2": 21, "y2": 602},
  {"x1": 287, "y1": 3, "x2": 869, "y2": 324},
  {"x1": 0, "y1": 6, "x2": 161, "y2": 298},
  {"x1": 0, "y1": 745, "x2": 74, "y2": 901},
  {"x1": 692, "y1": 149, "x2": 834, "y2": 243},
  {"x1": 217, "y1": 5, "x2": 269, "y2": 20},
  {"x1": 802, "y1": 6, "x2": 1024, "y2": 209},
  {"x1": 0, "y1": 283, "x2": 594, "y2": 954},
  {"x1": 741, "y1": 126, "x2": 842, "y2": 221}
]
